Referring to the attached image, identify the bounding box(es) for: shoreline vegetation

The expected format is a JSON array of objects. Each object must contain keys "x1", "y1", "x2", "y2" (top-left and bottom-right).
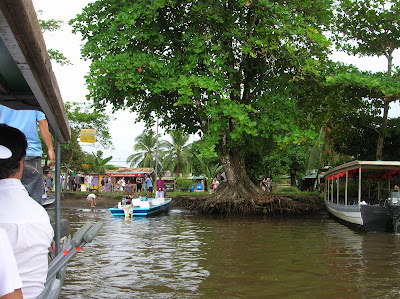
[{"x1": 59, "y1": 189, "x2": 325, "y2": 215}]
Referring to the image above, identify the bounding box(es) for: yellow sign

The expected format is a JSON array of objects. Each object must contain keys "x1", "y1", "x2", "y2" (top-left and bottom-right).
[{"x1": 80, "y1": 129, "x2": 96, "y2": 143}]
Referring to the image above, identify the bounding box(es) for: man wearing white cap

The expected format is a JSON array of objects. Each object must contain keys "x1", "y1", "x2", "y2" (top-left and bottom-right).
[
  {"x1": 0, "y1": 124, "x2": 54, "y2": 299},
  {"x1": 0, "y1": 105, "x2": 55, "y2": 204}
]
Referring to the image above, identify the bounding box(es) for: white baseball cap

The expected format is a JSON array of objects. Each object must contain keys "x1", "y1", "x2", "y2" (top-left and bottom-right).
[{"x1": 0, "y1": 145, "x2": 12, "y2": 159}]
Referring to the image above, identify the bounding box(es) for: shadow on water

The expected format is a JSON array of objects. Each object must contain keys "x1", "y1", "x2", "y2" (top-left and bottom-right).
[{"x1": 55, "y1": 207, "x2": 400, "y2": 298}]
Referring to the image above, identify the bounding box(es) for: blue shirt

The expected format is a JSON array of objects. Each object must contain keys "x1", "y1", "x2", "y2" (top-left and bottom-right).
[
  {"x1": 145, "y1": 177, "x2": 153, "y2": 188},
  {"x1": 0, "y1": 105, "x2": 46, "y2": 156}
]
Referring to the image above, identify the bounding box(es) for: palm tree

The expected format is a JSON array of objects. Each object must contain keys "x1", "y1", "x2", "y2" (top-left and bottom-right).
[
  {"x1": 87, "y1": 151, "x2": 113, "y2": 173},
  {"x1": 196, "y1": 156, "x2": 223, "y2": 191},
  {"x1": 163, "y1": 130, "x2": 192, "y2": 176},
  {"x1": 127, "y1": 130, "x2": 168, "y2": 169}
]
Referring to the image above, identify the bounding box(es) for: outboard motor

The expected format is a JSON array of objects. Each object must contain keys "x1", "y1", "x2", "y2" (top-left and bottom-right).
[
  {"x1": 387, "y1": 189, "x2": 400, "y2": 233},
  {"x1": 121, "y1": 195, "x2": 132, "y2": 205}
]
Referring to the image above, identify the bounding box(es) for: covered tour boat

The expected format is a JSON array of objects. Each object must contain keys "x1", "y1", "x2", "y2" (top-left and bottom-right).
[{"x1": 324, "y1": 160, "x2": 400, "y2": 233}]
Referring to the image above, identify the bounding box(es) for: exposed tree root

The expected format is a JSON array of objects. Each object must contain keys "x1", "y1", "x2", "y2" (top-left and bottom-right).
[{"x1": 170, "y1": 187, "x2": 325, "y2": 216}]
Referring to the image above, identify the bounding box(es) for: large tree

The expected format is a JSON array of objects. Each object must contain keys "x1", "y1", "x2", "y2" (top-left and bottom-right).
[
  {"x1": 71, "y1": 1, "x2": 334, "y2": 204},
  {"x1": 332, "y1": 0, "x2": 400, "y2": 160}
]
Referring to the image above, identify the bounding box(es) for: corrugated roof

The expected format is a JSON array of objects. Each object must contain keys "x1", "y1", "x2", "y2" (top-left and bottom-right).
[{"x1": 105, "y1": 168, "x2": 154, "y2": 174}]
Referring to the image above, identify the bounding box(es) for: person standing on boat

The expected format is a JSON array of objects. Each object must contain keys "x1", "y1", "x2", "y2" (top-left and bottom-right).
[
  {"x1": 0, "y1": 105, "x2": 55, "y2": 204},
  {"x1": 145, "y1": 174, "x2": 153, "y2": 197},
  {"x1": 155, "y1": 175, "x2": 165, "y2": 198},
  {"x1": 0, "y1": 124, "x2": 54, "y2": 299}
]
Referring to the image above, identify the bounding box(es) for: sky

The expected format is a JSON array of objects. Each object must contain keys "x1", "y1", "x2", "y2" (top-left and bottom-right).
[{"x1": 32, "y1": 0, "x2": 400, "y2": 167}]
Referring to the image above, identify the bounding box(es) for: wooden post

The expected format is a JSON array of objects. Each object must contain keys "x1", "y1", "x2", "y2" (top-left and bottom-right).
[
  {"x1": 337, "y1": 176, "x2": 339, "y2": 205},
  {"x1": 345, "y1": 171, "x2": 348, "y2": 206},
  {"x1": 358, "y1": 167, "x2": 362, "y2": 204}
]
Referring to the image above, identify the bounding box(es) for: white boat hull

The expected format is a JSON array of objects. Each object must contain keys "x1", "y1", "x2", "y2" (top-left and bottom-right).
[{"x1": 325, "y1": 201, "x2": 363, "y2": 226}]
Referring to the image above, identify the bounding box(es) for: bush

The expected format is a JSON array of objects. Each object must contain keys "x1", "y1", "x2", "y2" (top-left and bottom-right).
[
  {"x1": 175, "y1": 177, "x2": 193, "y2": 192},
  {"x1": 274, "y1": 187, "x2": 299, "y2": 193},
  {"x1": 272, "y1": 187, "x2": 323, "y2": 197}
]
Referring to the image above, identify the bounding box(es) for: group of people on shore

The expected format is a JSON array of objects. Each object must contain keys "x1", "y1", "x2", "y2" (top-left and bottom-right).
[
  {"x1": 44, "y1": 172, "x2": 92, "y2": 193},
  {"x1": 211, "y1": 172, "x2": 226, "y2": 193},
  {"x1": 106, "y1": 174, "x2": 166, "y2": 199},
  {"x1": 260, "y1": 177, "x2": 272, "y2": 192}
]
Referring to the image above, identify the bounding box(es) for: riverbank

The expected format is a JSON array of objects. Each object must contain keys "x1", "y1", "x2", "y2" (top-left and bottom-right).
[{"x1": 58, "y1": 191, "x2": 325, "y2": 215}]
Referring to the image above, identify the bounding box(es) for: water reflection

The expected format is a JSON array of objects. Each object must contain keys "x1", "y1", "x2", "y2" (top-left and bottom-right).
[{"x1": 56, "y1": 208, "x2": 400, "y2": 298}]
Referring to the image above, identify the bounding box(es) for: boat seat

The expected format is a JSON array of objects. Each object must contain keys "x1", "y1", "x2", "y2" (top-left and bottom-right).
[
  {"x1": 139, "y1": 201, "x2": 150, "y2": 209},
  {"x1": 132, "y1": 198, "x2": 141, "y2": 206}
]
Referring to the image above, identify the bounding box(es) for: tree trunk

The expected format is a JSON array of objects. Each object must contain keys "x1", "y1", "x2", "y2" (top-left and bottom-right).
[
  {"x1": 376, "y1": 100, "x2": 389, "y2": 161},
  {"x1": 290, "y1": 169, "x2": 296, "y2": 187},
  {"x1": 201, "y1": 142, "x2": 262, "y2": 214},
  {"x1": 376, "y1": 52, "x2": 393, "y2": 161}
]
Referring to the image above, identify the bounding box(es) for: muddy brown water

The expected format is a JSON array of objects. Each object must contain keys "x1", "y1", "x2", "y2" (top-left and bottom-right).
[{"x1": 48, "y1": 206, "x2": 400, "y2": 298}]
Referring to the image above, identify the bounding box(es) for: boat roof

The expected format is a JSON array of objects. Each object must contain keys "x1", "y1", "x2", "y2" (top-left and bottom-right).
[
  {"x1": 324, "y1": 160, "x2": 400, "y2": 178},
  {"x1": 0, "y1": 0, "x2": 70, "y2": 143}
]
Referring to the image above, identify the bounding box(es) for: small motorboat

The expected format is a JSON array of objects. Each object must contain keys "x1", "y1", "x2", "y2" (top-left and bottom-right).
[
  {"x1": 109, "y1": 196, "x2": 172, "y2": 217},
  {"x1": 42, "y1": 194, "x2": 55, "y2": 206}
]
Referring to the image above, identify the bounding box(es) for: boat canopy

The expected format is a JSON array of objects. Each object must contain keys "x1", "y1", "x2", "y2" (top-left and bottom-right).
[
  {"x1": 324, "y1": 161, "x2": 400, "y2": 180},
  {"x1": 0, "y1": 0, "x2": 70, "y2": 143},
  {"x1": 0, "y1": 0, "x2": 71, "y2": 253}
]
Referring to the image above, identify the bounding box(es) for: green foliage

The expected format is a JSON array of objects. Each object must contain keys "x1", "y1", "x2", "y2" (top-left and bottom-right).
[
  {"x1": 334, "y1": 0, "x2": 400, "y2": 60},
  {"x1": 47, "y1": 49, "x2": 72, "y2": 66},
  {"x1": 37, "y1": 10, "x2": 63, "y2": 31},
  {"x1": 272, "y1": 187, "x2": 322, "y2": 197},
  {"x1": 175, "y1": 177, "x2": 193, "y2": 192},
  {"x1": 273, "y1": 186, "x2": 300, "y2": 193},
  {"x1": 70, "y1": 0, "x2": 335, "y2": 180},
  {"x1": 127, "y1": 129, "x2": 167, "y2": 170},
  {"x1": 264, "y1": 143, "x2": 311, "y2": 185},
  {"x1": 65, "y1": 102, "x2": 113, "y2": 149},
  {"x1": 324, "y1": 113, "x2": 400, "y2": 161},
  {"x1": 37, "y1": 10, "x2": 71, "y2": 66},
  {"x1": 195, "y1": 155, "x2": 223, "y2": 189},
  {"x1": 325, "y1": 69, "x2": 400, "y2": 100},
  {"x1": 331, "y1": 0, "x2": 400, "y2": 160},
  {"x1": 162, "y1": 129, "x2": 192, "y2": 175},
  {"x1": 86, "y1": 151, "x2": 113, "y2": 173},
  {"x1": 62, "y1": 101, "x2": 113, "y2": 173}
]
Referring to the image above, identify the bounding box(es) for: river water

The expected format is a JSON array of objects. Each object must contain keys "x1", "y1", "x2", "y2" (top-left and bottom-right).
[{"x1": 54, "y1": 207, "x2": 400, "y2": 298}]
